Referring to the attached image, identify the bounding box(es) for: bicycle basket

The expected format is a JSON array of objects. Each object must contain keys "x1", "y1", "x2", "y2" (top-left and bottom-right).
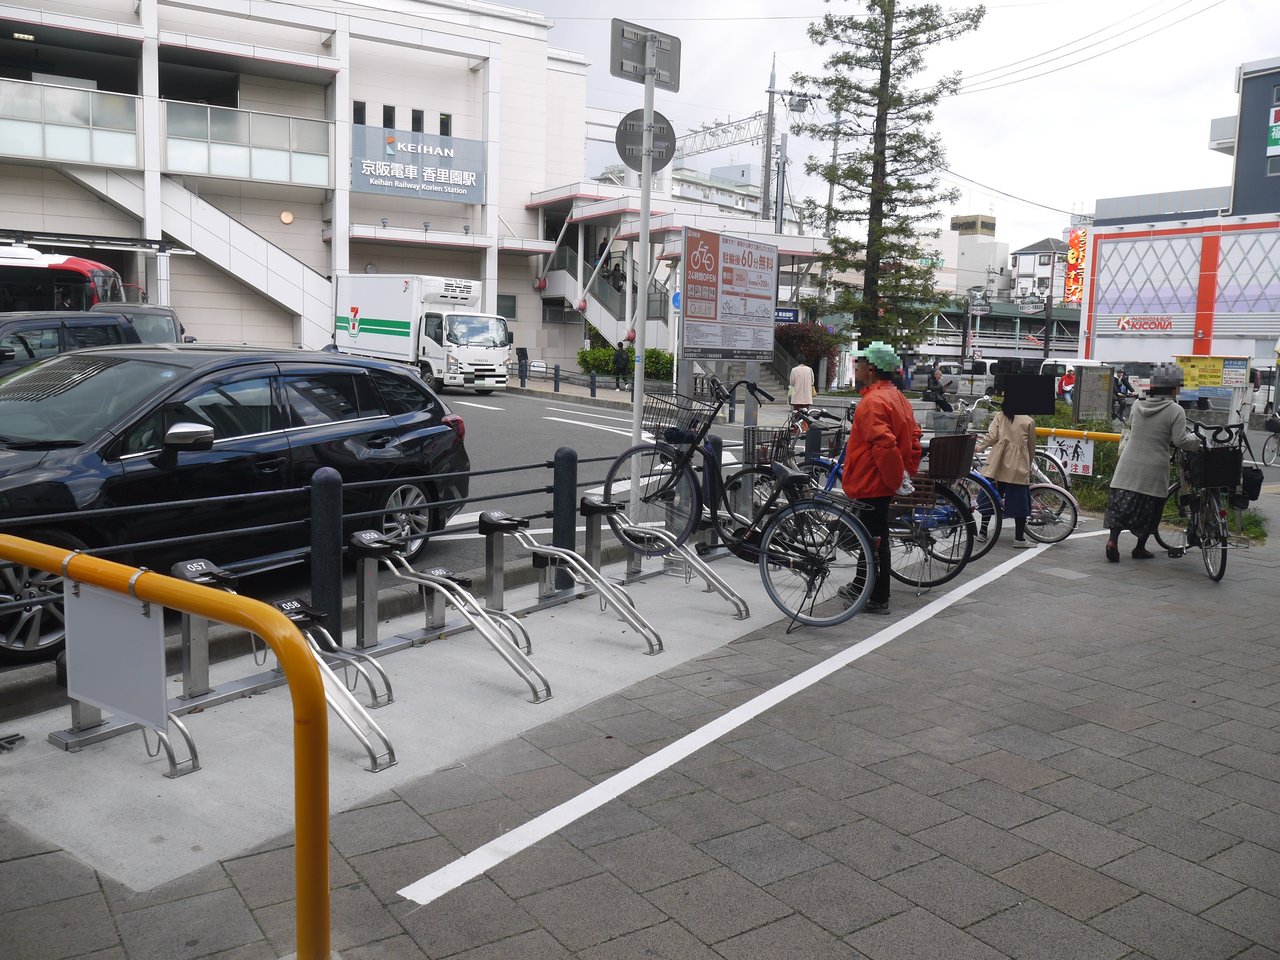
[
  {"x1": 642, "y1": 391, "x2": 718, "y2": 446},
  {"x1": 743, "y1": 426, "x2": 790, "y2": 466},
  {"x1": 891, "y1": 477, "x2": 937, "y2": 509},
  {"x1": 926, "y1": 433, "x2": 978, "y2": 480},
  {"x1": 1266, "y1": 413, "x2": 1280, "y2": 434},
  {"x1": 1184, "y1": 446, "x2": 1243, "y2": 489}
]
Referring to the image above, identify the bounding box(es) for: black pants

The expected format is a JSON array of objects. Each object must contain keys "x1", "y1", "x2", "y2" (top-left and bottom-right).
[
  {"x1": 856, "y1": 495, "x2": 892, "y2": 604},
  {"x1": 614, "y1": 370, "x2": 626, "y2": 388}
]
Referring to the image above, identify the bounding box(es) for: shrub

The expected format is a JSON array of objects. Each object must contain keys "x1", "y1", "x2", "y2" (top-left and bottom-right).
[{"x1": 576, "y1": 345, "x2": 673, "y2": 382}]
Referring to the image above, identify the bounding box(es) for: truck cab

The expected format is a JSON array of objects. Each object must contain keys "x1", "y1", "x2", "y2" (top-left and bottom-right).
[{"x1": 421, "y1": 308, "x2": 512, "y2": 394}]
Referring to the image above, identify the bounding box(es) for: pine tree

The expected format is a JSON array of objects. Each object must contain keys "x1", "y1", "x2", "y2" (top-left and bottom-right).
[{"x1": 793, "y1": 0, "x2": 984, "y2": 349}]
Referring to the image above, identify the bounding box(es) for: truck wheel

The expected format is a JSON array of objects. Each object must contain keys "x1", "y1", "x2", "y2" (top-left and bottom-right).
[
  {"x1": 420, "y1": 364, "x2": 444, "y2": 393},
  {"x1": 474, "y1": 389, "x2": 494, "y2": 396},
  {"x1": 0, "y1": 528, "x2": 88, "y2": 665}
]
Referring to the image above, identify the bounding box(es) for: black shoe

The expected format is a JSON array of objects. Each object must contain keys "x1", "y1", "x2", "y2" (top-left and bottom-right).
[
  {"x1": 1105, "y1": 541, "x2": 1119, "y2": 563},
  {"x1": 1131, "y1": 546, "x2": 1155, "y2": 559},
  {"x1": 863, "y1": 600, "x2": 891, "y2": 615}
]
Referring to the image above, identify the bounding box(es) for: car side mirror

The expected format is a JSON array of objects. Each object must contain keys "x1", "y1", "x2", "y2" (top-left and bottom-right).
[
  {"x1": 0, "y1": 347, "x2": 13, "y2": 362},
  {"x1": 507, "y1": 331, "x2": 514, "y2": 346},
  {"x1": 182, "y1": 335, "x2": 198, "y2": 343},
  {"x1": 164, "y1": 421, "x2": 215, "y2": 451}
]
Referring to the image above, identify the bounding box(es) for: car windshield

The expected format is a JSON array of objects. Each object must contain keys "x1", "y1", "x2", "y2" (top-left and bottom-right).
[
  {"x1": 0, "y1": 354, "x2": 184, "y2": 444},
  {"x1": 445, "y1": 314, "x2": 507, "y2": 347}
]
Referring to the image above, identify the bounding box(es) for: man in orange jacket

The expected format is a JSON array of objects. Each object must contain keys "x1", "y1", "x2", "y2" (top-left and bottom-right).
[{"x1": 840, "y1": 341, "x2": 922, "y2": 614}]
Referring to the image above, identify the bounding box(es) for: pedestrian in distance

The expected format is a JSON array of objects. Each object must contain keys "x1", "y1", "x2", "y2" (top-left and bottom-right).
[
  {"x1": 840, "y1": 341, "x2": 923, "y2": 616},
  {"x1": 612, "y1": 340, "x2": 629, "y2": 391},
  {"x1": 1059, "y1": 366, "x2": 1077, "y2": 405},
  {"x1": 975, "y1": 401, "x2": 1037, "y2": 548},
  {"x1": 789, "y1": 355, "x2": 815, "y2": 415},
  {"x1": 1103, "y1": 362, "x2": 1201, "y2": 562},
  {"x1": 923, "y1": 366, "x2": 954, "y2": 412}
]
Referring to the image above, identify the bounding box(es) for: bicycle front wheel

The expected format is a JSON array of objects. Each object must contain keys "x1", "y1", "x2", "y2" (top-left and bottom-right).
[
  {"x1": 1153, "y1": 481, "x2": 1191, "y2": 553},
  {"x1": 1263, "y1": 433, "x2": 1280, "y2": 467},
  {"x1": 604, "y1": 442, "x2": 700, "y2": 557},
  {"x1": 758, "y1": 500, "x2": 875, "y2": 627},
  {"x1": 1199, "y1": 489, "x2": 1228, "y2": 581},
  {"x1": 1024, "y1": 484, "x2": 1078, "y2": 544},
  {"x1": 889, "y1": 484, "x2": 975, "y2": 588},
  {"x1": 952, "y1": 475, "x2": 1003, "y2": 560}
]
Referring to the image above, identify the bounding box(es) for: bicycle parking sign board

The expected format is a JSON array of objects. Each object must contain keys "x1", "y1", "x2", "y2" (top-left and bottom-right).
[
  {"x1": 1045, "y1": 436, "x2": 1095, "y2": 477},
  {"x1": 679, "y1": 226, "x2": 778, "y2": 360}
]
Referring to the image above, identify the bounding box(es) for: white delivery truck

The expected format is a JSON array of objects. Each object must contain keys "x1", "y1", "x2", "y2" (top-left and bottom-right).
[{"x1": 333, "y1": 275, "x2": 512, "y2": 394}]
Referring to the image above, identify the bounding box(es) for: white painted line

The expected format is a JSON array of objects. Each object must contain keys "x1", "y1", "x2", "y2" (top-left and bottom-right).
[
  {"x1": 397, "y1": 540, "x2": 1052, "y2": 907},
  {"x1": 545, "y1": 406, "x2": 636, "y2": 424},
  {"x1": 452, "y1": 400, "x2": 505, "y2": 411},
  {"x1": 542, "y1": 415, "x2": 639, "y2": 439}
]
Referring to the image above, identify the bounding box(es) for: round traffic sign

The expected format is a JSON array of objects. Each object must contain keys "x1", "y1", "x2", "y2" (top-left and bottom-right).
[
  {"x1": 615, "y1": 109, "x2": 675, "y2": 174},
  {"x1": 672, "y1": 290, "x2": 681, "y2": 311}
]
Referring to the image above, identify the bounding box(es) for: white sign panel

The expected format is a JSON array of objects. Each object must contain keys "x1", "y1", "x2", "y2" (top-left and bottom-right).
[
  {"x1": 65, "y1": 582, "x2": 168, "y2": 730},
  {"x1": 1045, "y1": 437, "x2": 1095, "y2": 477},
  {"x1": 680, "y1": 227, "x2": 778, "y2": 361}
]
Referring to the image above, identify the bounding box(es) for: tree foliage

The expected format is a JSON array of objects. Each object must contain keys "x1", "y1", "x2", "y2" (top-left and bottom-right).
[{"x1": 793, "y1": 0, "x2": 984, "y2": 351}]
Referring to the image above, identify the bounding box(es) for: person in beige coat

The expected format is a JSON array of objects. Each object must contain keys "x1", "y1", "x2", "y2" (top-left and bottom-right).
[{"x1": 974, "y1": 403, "x2": 1037, "y2": 547}]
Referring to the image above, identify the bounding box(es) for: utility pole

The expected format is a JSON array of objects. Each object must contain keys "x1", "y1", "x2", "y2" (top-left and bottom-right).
[
  {"x1": 760, "y1": 55, "x2": 776, "y2": 223},
  {"x1": 773, "y1": 133, "x2": 787, "y2": 233}
]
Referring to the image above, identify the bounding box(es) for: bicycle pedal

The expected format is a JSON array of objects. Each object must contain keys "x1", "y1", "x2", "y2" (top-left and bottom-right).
[
  {"x1": 694, "y1": 542, "x2": 712, "y2": 556},
  {"x1": 1167, "y1": 549, "x2": 1184, "y2": 559}
]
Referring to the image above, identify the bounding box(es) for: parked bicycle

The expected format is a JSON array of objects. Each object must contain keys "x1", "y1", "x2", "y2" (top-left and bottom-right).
[
  {"x1": 602, "y1": 377, "x2": 878, "y2": 627},
  {"x1": 1263, "y1": 412, "x2": 1280, "y2": 466},
  {"x1": 1152, "y1": 420, "x2": 1245, "y2": 581}
]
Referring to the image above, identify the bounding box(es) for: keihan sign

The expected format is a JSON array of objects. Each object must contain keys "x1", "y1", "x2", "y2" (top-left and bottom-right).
[{"x1": 351, "y1": 126, "x2": 485, "y2": 204}]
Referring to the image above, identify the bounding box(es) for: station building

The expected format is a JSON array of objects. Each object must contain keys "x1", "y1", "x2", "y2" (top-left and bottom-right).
[
  {"x1": 1082, "y1": 56, "x2": 1280, "y2": 370},
  {"x1": 0, "y1": 0, "x2": 827, "y2": 371}
]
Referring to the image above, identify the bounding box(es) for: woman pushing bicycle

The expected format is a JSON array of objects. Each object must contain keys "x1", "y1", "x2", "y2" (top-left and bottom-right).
[
  {"x1": 1104, "y1": 362, "x2": 1201, "y2": 563},
  {"x1": 840, "y1": 342, "x2": 922, "y2": 615}
]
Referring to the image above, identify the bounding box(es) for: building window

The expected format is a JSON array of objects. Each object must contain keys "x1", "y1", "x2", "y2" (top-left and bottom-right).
[
  {"x1": 411, "y1": 109, "x2": 424, "y2": 133},
  {"x1": 382, "y1": 105, "x2": 395, "y2": 129},
  {"x1": 352, "y1": 101, "x2": 366, "y2": 126},
  {"x1": 1038, "y1": 254, "x2": 1051, "y2": 266},
  {"x1": 1274, "y1": 84, "x2": 1280, "y2": 105},
  {"x1": 439, "y1": 113, "x2": 452, "y2": 137},
  {"x1": 1269, "y1": 155, "x2": 1280, "y2": 176},
  {"x1": 496, "y1": 294, "x2": 517, "y2": 322}
]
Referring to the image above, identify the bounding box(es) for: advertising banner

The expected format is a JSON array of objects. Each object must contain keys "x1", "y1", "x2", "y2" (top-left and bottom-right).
[
  {"x1": 1176, "y1": 355, "x2": 1250, "y2": 399},
  {"x1": 680, "y1": 227, "x2": 777, "y2": 360},
  {"x1": 351, "y1": 126, "x2": 485, "y2": 204},
  {"x1": 1269, "y1": 105, "x2": 1280, "y2": 157},
  {"x1": 1065, "y1": 227, "x2": 1087, "y2": 304}
]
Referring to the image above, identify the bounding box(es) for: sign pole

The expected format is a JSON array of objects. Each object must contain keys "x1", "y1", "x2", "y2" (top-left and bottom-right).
[{"x1": 630, "y1": 33, "x2": 656, "y2": 448}]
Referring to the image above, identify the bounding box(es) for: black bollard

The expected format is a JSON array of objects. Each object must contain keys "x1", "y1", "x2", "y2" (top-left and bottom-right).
[
  {"x1": 554, "y1": 364, "x2": 561, "y2": 392},
  {"x1": 589, "y1": 371, "x2": 597, "y2": 398},
  {"x1": 310, "y1": 467, "x2": 344, "y2": 645},
  {"x1": 552, "y1": 447, "x2": 577, "y2": 590},
  {"x1": 703, "y1": 434, "x2": 723, "y2": 548},
  {"x1": 805, "y1": 425, "x2": 825, "y2": 464}
]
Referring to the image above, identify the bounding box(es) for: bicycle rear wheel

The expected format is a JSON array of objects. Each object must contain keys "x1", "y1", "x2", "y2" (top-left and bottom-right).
[
  {"x1": 758, "y1": 499, "x2": 874, "y2": 627},
  {"x1": 1153, "y1": 481, "x2": 1191, "y2": 553},
  {"x1": 1024, "y1": 484, "x2": 1078, "y2": 544},
  {"x1": 603, "y1": 442, "x2": 700, "y2": 557},
  {"x1": 888, "y1": 483, "x2": 974, "y2": 588},
  {"x1": 952, "y1": 475, "x2": 1002, "y2": 560},
  {"x1": 1034, "y1": 450, "x2": 1070, "y2": 490},
  {"x1": 1199, "y1": 489, "x2": 1227, "y2": 581}
]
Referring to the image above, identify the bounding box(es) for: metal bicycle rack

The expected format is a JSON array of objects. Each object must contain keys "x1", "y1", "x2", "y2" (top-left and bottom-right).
[
  {"x1": 269, "y1": 597, "x2": 396, "y2": 772},
  {"x1": 615, "y1": 514, "x2": 750, "y2": 621},
  {"x1": 272, "y1": 597, "x2": 393, "y2": 709},
  {"x1": 348, "y1": 530, "x2": 551, "y2": 704},
  {"x1": 477, "y1": 509, "x2": 664, "y2": 656}
]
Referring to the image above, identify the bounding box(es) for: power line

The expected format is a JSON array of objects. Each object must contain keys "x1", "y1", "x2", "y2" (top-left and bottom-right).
[
  {"x1": 940, "y1": 169, "x2": 1082, "y2": 217},
  {"x1": 955, "y1": 0, "x2": 1226, "y2": 96}
]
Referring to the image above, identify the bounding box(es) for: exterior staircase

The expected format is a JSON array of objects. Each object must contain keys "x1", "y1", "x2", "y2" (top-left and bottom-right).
[
  {"x1": 543, "y1": 248, "x2": 668, "y2": 346},
  {"x1": 719, "y1": 360, "x2": 790, "y2": 404},
  {"x1": 62, "y1": 166, "x2": 333, "y2": 348}
]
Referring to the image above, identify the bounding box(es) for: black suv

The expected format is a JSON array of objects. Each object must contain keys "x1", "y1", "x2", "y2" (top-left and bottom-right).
[{"x1": 0, "y1": 345, "x2": 470, "y2": 664}]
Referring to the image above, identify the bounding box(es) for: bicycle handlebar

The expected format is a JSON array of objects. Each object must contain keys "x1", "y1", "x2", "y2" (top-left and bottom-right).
[
  {"x1": 1188, "y1": 419, "x2": 1244, "y2": 447},
  {"x1": 708, "y1": 375, "x2": 774, "y2": 405}
]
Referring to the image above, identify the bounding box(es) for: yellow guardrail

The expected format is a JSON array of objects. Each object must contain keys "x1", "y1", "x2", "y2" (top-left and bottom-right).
[
  {"x1": 1036, "y1": 426, "x2": 1123, "y2": 443},
  {"x1": 0, "y1": 535, "x2": 332, "y2": 960}
]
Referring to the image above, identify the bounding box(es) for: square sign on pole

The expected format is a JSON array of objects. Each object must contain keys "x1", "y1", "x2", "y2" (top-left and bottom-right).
[
  {"x1": 680, "y1": 226, "x2": 777, "y2": 361},
  {"x1": 610, "y1": 19, "x2": 681, "y2": 92}
]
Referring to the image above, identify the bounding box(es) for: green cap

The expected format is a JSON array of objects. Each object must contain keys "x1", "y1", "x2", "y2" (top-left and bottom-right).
[{"x1": 853, "y1": 341, "x2": 901, "y2": 373}]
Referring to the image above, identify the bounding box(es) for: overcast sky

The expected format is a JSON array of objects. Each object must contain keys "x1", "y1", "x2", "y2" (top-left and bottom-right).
[{"x1": 516, "y1": 0, "x2": 1276, "y2": 252}]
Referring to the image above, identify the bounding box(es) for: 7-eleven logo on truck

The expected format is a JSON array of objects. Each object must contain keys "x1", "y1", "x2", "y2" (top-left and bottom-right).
[{"x1": 347, "y1": 307, "x2": 359, "y2": 337}]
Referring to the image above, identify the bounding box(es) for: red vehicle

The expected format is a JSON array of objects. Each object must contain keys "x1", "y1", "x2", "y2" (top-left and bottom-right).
[{"x1": 0, "y1": 245, "x2": 125, "y2": 312}]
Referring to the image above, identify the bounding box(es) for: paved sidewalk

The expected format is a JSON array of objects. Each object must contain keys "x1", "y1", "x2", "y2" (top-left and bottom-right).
[{"x1": 2, "y1": 490, "x2": 1279, "y2": 959}]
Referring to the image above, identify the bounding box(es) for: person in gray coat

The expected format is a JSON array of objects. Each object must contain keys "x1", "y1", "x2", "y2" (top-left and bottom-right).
[{"x1": 1104, "y1": 362, "x2": 1201, "y2": 562}]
